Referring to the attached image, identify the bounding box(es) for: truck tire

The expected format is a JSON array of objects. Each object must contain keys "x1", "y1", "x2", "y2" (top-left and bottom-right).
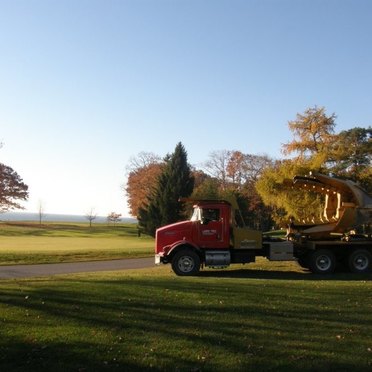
[
  {"x1": 347, "y1": 249, "x2": 371, "y2": 273},
  {"x1": 309, "y1": 249, "x2": 336, "y2": 274},
  {"x1": 171, "y1": 249, "x2": 201, "y2": 276}
]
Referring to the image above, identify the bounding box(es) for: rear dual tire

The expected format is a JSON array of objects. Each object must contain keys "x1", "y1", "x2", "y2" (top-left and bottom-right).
[
  {"x1": 308, "y1": 248, "x2": 371, "y2": 274},
  {"x1": 348, "y1": 249, "x2": 371, "y2": 273},
  {"x1": 309, "y1": 249, "x2": 336, "y2": 274}
]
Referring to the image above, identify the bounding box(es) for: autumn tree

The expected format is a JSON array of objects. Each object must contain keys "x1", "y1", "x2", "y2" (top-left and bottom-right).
[
  {"x1": 191, "y1": 176, "x2": 221, "y2": 200},
  {"x1": 138, "y1": 142, "x2": 194, "y2": 236},
  {"x1": 227, "y1": 151, "x2": 273, "y2": 186},
  {"x1": 190, "y1": 171, "x2": 221, "y2": 209},
  {"x1": 126, "y1": 151, "x2": 162, "y2": 173},
  {"x1": 282, "y1": 106, "x2": 336, "y2": 169},
  {"x1": 203, "y1": 150, "x2": 231, "y2": 190},
  {"x1": 107, "y1": 212, "x2": 122, "y2": 226},
  {"x1": 125, "y1": 152, "x2": 163, "y2": 217},
  {"x1": 225, "y1": 151, "x2": 274, "y2": 229},
  {"x1": 201, "y1": 150, "x2": 274, "y2": 229},
  {"x1": 0, "y1": 163, "x2": 29, "y2": 212},
  {"x1": 203, "y1": 150, "x2": 272, "y2": 189}
]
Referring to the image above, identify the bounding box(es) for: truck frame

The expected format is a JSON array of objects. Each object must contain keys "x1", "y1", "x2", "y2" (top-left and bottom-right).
[{"x1": 155, "y1": 173, "x2": 372, "y2": 275}]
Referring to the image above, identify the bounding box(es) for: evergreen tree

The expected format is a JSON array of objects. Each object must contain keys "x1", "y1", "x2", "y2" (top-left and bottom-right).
[
  {"x1": 138, "y1": 142, "x2": 194, "y2": 236},
  {"x1": 328, "y1": 127, "x2": 372, "y2": 192}
]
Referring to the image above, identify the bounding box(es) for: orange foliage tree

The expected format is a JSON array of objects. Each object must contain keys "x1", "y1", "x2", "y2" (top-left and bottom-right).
[{"x1": 126, "y1": 161, "x2": 163, "y2": 217}]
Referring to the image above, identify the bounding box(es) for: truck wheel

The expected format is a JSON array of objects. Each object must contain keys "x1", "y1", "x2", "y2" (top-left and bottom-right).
[
  {"x1": 348, "y1": 249, "x2": 371, "y2": 273},
  {"x1": 171, "y1": 249, "x2": 201, "y2": 276},
  {"x1": 309, "y1": 249, "x2": 336, "y2": 274}
]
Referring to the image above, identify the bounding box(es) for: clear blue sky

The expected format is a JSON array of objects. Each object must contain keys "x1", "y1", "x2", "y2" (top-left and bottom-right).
[{"x1": 1, "y1": 0, "x2": 371, "y2": 216}]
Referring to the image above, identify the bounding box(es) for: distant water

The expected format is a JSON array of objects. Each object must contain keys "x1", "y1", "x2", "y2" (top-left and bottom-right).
[{"x1": 0, "y1": 212, "x2": 137, "y2": 224}]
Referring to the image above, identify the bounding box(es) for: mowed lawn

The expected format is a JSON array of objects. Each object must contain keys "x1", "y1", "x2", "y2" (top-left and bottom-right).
[
  {"x1": 0, "y1": 222, "x2": 371, "y2": 371},
  {"x1": 0, "y1": 222, "x2": 153, "y2": 265},
  {"x1": 0, "y1": 263, "x2": 371, "y2": 371}
]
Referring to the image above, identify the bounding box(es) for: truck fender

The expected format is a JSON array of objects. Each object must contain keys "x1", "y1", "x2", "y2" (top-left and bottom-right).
[{"x1": 166, "y1": 241, "x2": 202, "y2": 261}]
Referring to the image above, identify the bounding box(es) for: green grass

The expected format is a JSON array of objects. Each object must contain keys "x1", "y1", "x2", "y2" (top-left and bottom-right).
[
  {"x1": 0, "y1": 221, "x2": 142, "y2": 237},
  {"x1": 0, "y1": 260, "x2": 371, "y2": 371},
  {"x1": 0, "y1": 223, "x2": 286, "y2": 266},
  {"x1": 0, "y1": 222, "x2": 371, "y2": 370},
  {"x1": 0, "y1": 222, "x2": 153, "y2": 265}
]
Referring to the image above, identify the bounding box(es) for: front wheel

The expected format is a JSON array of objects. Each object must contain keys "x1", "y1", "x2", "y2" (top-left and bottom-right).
[
  {"x1": 348, "y1": 249, "x2": 371, "y2": 273},
  {"x1": 171, "y1": 249, "x2": 201, "y2": 276},
  {"x1": 309, "y1": 249, "x2": 336, "y2": 274}
]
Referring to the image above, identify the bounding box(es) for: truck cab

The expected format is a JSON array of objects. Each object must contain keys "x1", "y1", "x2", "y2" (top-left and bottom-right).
[
  {"x1": 155, "y1": 201, "x2": 231, "y2": 258},
  {"x1": 155, "y1": 198, "x2": 290, "y2": 275}
]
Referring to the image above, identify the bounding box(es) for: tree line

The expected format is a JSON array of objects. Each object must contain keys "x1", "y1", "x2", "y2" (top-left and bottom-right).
[
  {"x1": 1, "y1": 106, "x2": 371, "y2": 232},
  {"x1": 126, "y1": 106, "x2": 371, "y2": 235}
]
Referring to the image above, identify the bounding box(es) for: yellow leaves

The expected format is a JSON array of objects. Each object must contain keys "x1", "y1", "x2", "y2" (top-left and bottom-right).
[{"x1": 283, "y1": 106, "x2": 336, "y2": 157}]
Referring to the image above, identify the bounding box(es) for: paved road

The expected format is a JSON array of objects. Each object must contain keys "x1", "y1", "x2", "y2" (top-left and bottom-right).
[{"x1": 0, "y1": 257, "x2": 155, "y2": 279}]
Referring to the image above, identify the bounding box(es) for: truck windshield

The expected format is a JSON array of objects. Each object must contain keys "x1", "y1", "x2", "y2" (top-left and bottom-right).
[
  {"x1": 190, "y1": 207, "x2": 201, "y2": 221},
  {"x1": 190, "y1": 207, "x2": 220, "y2": 223}
]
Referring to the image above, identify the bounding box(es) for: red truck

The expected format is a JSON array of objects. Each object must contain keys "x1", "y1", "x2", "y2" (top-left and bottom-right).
[{"x1": 155, "y1": 173, "x2": 372, "y2": 275}]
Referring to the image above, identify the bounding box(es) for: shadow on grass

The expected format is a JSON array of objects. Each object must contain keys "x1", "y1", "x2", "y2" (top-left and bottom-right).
[
  {"x1": 0, "y1": 339, "x2": 150, "y2": 372},
  {"x1": 1, "y1": 273, "x2": 371, "y2": 371},
  {"x1": 197, "y1": 268, "x2": 372, "y2": 281}
]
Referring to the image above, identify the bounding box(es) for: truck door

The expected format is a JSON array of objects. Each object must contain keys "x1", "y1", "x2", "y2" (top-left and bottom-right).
[{"x1": 198, "y1": 208, "x2": 226, "y2": 248}]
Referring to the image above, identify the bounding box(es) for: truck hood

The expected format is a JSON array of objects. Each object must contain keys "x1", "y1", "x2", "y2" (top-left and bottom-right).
[
  {"x1": 155, "y1": 221, "x2": 193, "y2": 253},
  {"x1": 156, "y1": 220, "x2": 192, "y2": 234}
]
